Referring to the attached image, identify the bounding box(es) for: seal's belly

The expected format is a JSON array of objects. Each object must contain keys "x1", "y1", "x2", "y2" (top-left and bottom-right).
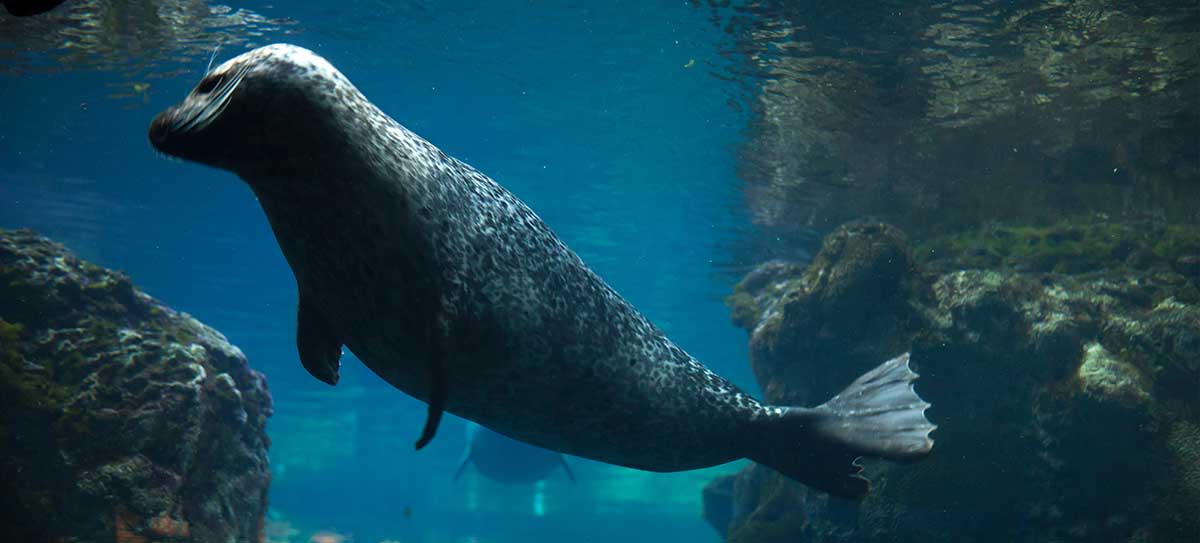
[
  {"x1": 335, "y1": 273, "x2": 749, "y2": 471},
  {"x1": 282, "y1": 177, "x2": 754, "y2": 471},
  {"x1": 458, "y1": 349, "x2": 748, "y2": 470},
  {"x1": 442, "y1": 295, "x2": 752, "y2": 470}
]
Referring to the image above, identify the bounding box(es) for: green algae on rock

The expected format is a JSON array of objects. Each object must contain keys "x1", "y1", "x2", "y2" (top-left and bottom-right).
[
  {"x1": 0, "y1": 228, "x2": 272, "y2": 543},
  {"x1": 916, "y1": 219, "x2": 1200, "y2": 280},
  {"x1": 705, "y1": 221, "x2": 1200, "y2": 543}
]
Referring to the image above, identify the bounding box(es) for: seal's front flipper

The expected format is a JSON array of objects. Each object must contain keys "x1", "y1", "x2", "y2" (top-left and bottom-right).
[
  {"x1": 558, "y1": 455, "x2": 577, "y2": 482},
  {"x1": 414, "y1": 345, "x2": 447, "y2": 450},
  {"x1": 749, "y1": 352, "x2": 935, "y2": 499},
  {"x1": 296, "y1": 296, "x2": 342, "y2": 386}
]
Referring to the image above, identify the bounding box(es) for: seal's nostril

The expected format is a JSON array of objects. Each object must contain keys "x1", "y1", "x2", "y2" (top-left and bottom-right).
[{"x1": 148, "y1": 115, "x2": 170, "y2": 145}]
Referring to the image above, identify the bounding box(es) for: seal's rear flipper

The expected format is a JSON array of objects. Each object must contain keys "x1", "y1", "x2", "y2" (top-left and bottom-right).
[{"x1": 748, "y1": 353, "x2": 935, "y2": 499}]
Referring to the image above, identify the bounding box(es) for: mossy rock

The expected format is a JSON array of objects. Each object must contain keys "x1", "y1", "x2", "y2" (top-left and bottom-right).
[
  {"x1": 916, "y1": 219, "x2": 1200, "y2": 280},
  {"x1": 725, "y1": 260, "x2": 807, "y2": 332},
  {"x1": 725, "y1": 465, "x2": 809, "y2": 543},
  {"x1": 709, "y1": 220, "x2": 1200, "y2": 543},
  {"x1": 0, "y1": 228, "x2": 272, "y2": 543}
]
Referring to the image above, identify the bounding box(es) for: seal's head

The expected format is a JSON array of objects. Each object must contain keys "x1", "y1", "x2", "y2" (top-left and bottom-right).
[{"x1": 149, "y1": 44, "x2": 364, "y2": 177}]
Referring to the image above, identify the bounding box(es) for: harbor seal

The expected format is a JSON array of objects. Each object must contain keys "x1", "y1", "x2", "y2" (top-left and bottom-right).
[
  {"x1": 149, "y1": 44, "x2": 935, "y2": 498},
  {"x1": 455, "y1": 421, "x2": 575, "y2": 484}
]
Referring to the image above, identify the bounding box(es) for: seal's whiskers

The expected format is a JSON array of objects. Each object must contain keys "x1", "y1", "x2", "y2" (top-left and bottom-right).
[
  {"x1": 174, "y1": 64, "x2": 250, "y2": 134},
  {"x1": 152, "y1": 148, "x2": 182, "y2": 163},
  {"x1": 205, "y1": 42, "x2": 223, "y2": 74}
]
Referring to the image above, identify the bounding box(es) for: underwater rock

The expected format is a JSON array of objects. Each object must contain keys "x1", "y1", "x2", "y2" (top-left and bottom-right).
[
  {"x1": 743, "y1": 222, "x2": 921, "y2": 406},
  {"x1": 1076, "y1": 342, "x2": 1151, "y2": 408},
  {"x1": 0, "y1": 228, "x2": 272, "y2": 542},
  {"x1": 1175, "y1": 254, "x2": 1200, "y2": 286},
  {"x1": 701, "y1": 474, "x2": 737, "y2": 537},
  {"x1": 705, "y1": 221, "x2": 1200, "y2": 542},
  {"x1": 917, "y1": 221, "x2": 1200, "y2": 279},
  {"x1": 1165, "y1": 421, "x2": 1200, "y2": 528},
  {"x1": 724, "y1": 463, "x2": 808, "y2": 543}
]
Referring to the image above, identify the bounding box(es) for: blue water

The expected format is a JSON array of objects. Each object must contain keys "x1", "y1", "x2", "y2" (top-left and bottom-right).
[{"x1": 2, "y1": 2, "x2": 760, "y2": 541}]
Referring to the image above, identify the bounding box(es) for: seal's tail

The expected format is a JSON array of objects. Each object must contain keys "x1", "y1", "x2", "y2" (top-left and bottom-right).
[{"x1": 747, "y1": 353, "x2": 935, "y2": 500}]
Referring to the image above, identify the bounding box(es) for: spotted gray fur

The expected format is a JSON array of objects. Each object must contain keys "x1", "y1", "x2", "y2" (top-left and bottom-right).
[{"x1": 149, "y1": 44, "x2": 934, "y2": 495}]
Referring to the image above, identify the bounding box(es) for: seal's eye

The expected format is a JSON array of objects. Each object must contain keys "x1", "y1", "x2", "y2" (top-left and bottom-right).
[{"x1": 194, "y1": 75, "x2": 223, "y2": 95}]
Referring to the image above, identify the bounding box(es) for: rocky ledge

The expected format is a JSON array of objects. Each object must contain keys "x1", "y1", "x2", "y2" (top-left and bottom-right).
[
  {"x1": 707, "y1": 220, "x2": 1199, "y2": 543},
  {"x1": 0, "y1": 229, "x2": 272, "y2": 543}
]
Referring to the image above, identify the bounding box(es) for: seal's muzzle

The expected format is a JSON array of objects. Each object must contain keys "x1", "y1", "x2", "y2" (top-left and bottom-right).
[{"x1": 148, "y1": 110, "x2": 174, "y2": 146}]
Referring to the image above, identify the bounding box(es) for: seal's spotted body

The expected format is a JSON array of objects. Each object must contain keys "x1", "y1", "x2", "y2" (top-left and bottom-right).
[{"x1": 150, "y1": 44, "x2": 935, "y2": 498}]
